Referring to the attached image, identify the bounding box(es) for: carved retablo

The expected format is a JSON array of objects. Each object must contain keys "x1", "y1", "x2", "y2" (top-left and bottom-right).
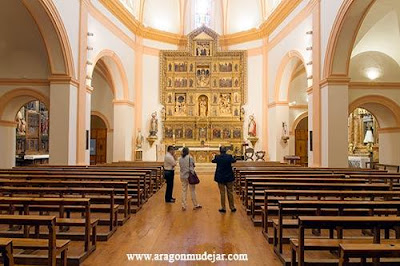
[{"x1": 160, "y1": 26, "x2": 247, "y2": 160}]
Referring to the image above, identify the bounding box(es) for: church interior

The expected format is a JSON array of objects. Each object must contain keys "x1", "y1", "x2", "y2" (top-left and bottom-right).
[{"x1": 1, "y1": 0, "x2": 400, "y2": 265}]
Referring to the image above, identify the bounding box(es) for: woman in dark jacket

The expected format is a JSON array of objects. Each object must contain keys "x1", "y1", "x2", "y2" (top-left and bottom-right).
[{"x1": 212, "y1": 146, "x2": 237, "y2": 213}]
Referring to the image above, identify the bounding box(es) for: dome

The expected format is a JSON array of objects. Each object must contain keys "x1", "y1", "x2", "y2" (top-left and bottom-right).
[{"x1": 119, "y1": 0, "x2": 283, "y2": 35}]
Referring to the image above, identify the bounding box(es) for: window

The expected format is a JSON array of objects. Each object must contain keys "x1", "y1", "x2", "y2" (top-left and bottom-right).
[{"x1": 195, "y1": 0, "x2": 212, "y2": 28}]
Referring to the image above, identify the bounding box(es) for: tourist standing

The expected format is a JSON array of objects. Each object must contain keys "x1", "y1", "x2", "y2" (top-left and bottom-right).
[
  {"x1": 212, "y1": 146, "x2": 237, "y2": 213},
  {"x1": 179, "y1": 147, "x2": 202, "y2": 211},
  {"x1": 164, "y1": 146, "x2": 177, "y2": 203}
]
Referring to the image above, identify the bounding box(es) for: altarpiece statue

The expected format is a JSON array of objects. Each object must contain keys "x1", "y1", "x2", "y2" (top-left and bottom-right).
[{"x1": 159, "y1": 26, "x2": 247, "y2": 162}]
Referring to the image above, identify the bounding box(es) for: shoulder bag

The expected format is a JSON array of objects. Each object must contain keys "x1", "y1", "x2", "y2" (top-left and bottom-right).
[{"x1": 188, "y1": 157, "x2": 200, "y2": 185}]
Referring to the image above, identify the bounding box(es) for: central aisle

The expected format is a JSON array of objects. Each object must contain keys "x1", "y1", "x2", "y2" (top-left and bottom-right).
[{"x1": 83, "y1": 169, "x2": 280, "y2": 265}]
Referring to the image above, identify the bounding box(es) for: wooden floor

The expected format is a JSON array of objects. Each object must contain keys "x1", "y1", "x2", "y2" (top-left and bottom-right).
[{"x1": 82, "y1": 170, "x2": 280, "y2": 265}]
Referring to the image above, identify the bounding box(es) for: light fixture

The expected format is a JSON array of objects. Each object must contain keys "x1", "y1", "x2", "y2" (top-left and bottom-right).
[
  {"x1": 288, "y1": 101, "x2": 297, "y2": 107},
  {"x1": 365, "y1": 67, "x2": 382, "y2": 81}
]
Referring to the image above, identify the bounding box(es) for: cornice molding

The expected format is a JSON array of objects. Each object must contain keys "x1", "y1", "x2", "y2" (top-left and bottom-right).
[
  {"x1": 0, "y1": 120, "x2": 18, "y2": 127},
  {"x1": 349, "y1": 82, "x2": 400, "y2": 89},
  {"x1": 268, "y1": 101, "x2": 289, "y2": 108},
  {"x1": 378, "y1": 127, "x2": 400, "y2": 134},
  {"x1": 113, "y1": 99, "x2": 135, "y2": 107},
  {"x1": 99, "y1": 0, "x2": 302, "y2": 46},
  {"x1": 320, "y1": 75, "x2": 351, "y2": 87},
  {"x1": 48, "y1": 75, "x2": 80, "y2": 87},
  {"x1": 0, "y1": 78, "x2": 49, "y2": 86}
]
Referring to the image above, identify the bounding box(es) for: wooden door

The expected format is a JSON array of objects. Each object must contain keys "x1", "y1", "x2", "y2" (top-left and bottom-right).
[
  {"x1": 295, "y1": 117, "x2": 308, "y2": 166},
  {"x1": 90, "y1": 128, "x2": 107, "y2": 165}
]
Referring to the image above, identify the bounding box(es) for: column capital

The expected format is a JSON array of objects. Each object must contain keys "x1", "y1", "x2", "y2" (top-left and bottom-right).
[
  {"x1": 320, "y1": 76, "x2": 351, "y2": 87},
  {"x1": 113, "y1": 99, "x2": 135, "y2": 108},
  {"x1": 49, "y1": 75, "x2": 80, "y2": 88},
  {"x1": 86, "y1": 85, "x2": 94, "y2": 94}
]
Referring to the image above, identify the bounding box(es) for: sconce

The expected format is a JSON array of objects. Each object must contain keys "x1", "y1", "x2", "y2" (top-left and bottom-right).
[{"x1": 281, "y1": 122, "x2": 289, "y2": 143}]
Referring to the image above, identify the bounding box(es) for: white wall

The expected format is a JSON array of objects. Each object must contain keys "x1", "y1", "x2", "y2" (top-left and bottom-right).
[
  {"x1": 91, "y1": 71, "x2": 115, "y2": 126},
  {"x1": 244, "y1": 55, "x2": 264, "y2": 151},
  {"x1": 0, "y1": 0, "x2": 50, "y2": 79},
  {"x1": 141, "y1": 54, "x2": 163, "y2": 161},
  {"x1": 52, "y1": 0, "x2": 80, "y2": 78},
  {"x1": 226, "y1": 0, "x2": 262, "y2": 33},
  {"x1": 88, "y1": 14, "x2": 136, "y2": 101}
]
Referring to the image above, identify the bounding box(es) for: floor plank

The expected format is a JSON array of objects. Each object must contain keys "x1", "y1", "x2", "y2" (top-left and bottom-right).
[{"x1": 82, "y1": 171, "x2": 280, "y2": 265}]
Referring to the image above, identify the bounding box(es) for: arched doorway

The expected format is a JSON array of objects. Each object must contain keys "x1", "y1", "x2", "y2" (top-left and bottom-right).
[
  {"x1": 322, "y1": 0, "x2": 400, "y2": 167},
  {"x1": 0, "y1": 0, "x2": 74, "y2": 167},
  {"x1": 15, "y1": 100, "x2": 49, "y2": 166},
  {"x1": 294, "y1": 116, "x2": 308, "y2": 166},
  {"x1": 349, "y1": 95, "x2": 400, "y2": 166},
  {"x1": 273, "y1": 51, "x2": 309, "y2": 163},
  {"x1": 90, "y1": 115, "x2": 108, "y2": 165}
]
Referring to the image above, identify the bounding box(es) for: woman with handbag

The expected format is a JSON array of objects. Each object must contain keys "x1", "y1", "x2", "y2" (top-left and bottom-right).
[{"x1": 179, "y1": 147, "x2": 202, "y2": 211}]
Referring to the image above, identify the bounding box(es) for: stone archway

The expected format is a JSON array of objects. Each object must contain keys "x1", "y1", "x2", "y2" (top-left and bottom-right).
[
  {"x1": 349, "y1": 95, "x2": 400, "y2": 165},
  {"x1": 0, "y1": 89, "x2": 50, "y2": 168}
]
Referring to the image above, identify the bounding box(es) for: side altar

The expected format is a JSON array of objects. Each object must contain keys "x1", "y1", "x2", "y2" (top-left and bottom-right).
[{"x1": 159, "y1": 26, "x2": 247, "y2": 161}]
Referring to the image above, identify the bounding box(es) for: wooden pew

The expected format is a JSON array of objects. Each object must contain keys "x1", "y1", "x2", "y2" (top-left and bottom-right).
[
  {"x1": 274, "y1": 200, "x2": 400, "y2": 255},
  {"x1": 292, "y1": 216, "x2": 400, "y2": 266},
  {"x1": 15, "y1": 167, "x2": 156, "y2": 195},
  {"x1": 235, "y1": 168, "x2": 386, "y2": 194},
  {"x1": 339, "y1": 243, "x2": 400, "y2": 265},
  {"x1": 0, "y1": 197, "x2": 96, "y2": 256},
  {"x1": 246, "y1": 176, "x2": 370, "y2": 218},
  {"x1": 0, "y1": 169, "x2": 150, "y2": 201},
  {"x1": 238, "y1": 173, "x2": 347, "y2": 202},
  {"x1": 0, "y1": 238, "x2": 13, "y2": 266},
  {"x1": 0, "y1": 179, "x2": 132, "y2": 221},
  {"x1": 0, "y1": 187, "x2": 117, "y2": 239},
  {"x1": 245, "y1": 181, "x2": 390, "y2": 213},
  {"x1": 0, "y1": 174, "x2": 141, "y2": 213},
  {"x1": 261, "y1": 190, "x2": 400, "y2": 242},
  {"x1": 0, "y1": 215, "x2": 69, "y2": 266}
]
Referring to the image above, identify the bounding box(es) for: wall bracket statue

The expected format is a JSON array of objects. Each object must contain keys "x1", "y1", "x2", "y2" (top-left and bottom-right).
[{"x1": 147, "y1": 112, "x2": 158, "y2": 147}]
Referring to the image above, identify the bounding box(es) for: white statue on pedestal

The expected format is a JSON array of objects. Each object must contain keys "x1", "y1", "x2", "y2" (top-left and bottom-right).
[
  {"x1": 149, "y1": 112, "x2": 158, "y2": 137},
  {"x1": 248, "y1": 115, "x2": 257, "y2": 137},
  {"x1": 136, "y1": 130, "x2": 144, "y2": 149}
]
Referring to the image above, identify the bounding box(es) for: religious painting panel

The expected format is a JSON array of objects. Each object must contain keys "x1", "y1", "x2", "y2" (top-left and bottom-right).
[
  {"x1": 175, "y1": 128, "x2": 183, "y2": 139},
  {"x1": 185, "y1": 128, "x2": 194, "y2": 139},
  {"x1": 165, "y1": 127, "x2": 173, "y2": 139},
  {"x1": 213, "y1": 128, "x2": 221, "y2": 139},
  {"x1": 223, "y1": 128, "x2": 231, "y2": 139},
  {"x1": 233, "y1": 128, "x2": 242, "y2": 139},
  {"x1": 175, "y1": 94, "x2": 187, "y2": 116}
]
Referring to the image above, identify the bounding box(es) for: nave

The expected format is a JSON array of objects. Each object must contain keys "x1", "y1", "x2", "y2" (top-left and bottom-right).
[{"x1": 82, "y1": 168, "x2": 280, "y2": 266}]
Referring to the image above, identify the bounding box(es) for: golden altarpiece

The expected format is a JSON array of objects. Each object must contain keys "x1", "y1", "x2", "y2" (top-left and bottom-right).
[{"x1": 159, "y1": 27, "x2": 247, "y2": 162}]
